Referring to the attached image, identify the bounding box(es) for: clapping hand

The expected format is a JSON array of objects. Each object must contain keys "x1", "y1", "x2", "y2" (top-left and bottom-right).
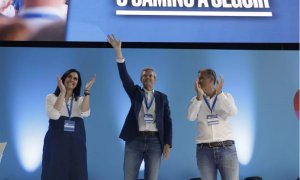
[
  {"x1": 195, "y1": 79, "x2": 204, "y2": 100},
  {"x1": 57, "y1": 76, "x2": 66, "y2": 94},
  {"x1": 85, "y1": 74, "x2": 96, "y2": 91},
  {"x1": 215, "y1": 75, "x2": 224, "y2": 95}
]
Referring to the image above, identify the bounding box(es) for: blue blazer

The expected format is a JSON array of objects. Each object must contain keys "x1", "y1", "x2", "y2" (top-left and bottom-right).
[{"x1": 117, "y1": 62, "x2": 172, "y2": 149}]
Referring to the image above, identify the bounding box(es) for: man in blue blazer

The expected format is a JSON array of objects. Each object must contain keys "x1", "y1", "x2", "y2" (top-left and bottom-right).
[{"x1": 108, "y1": 34, "x2": 172, "y2": 180}]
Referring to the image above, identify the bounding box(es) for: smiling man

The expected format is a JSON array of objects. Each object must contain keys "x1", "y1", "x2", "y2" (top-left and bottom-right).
[
  {"x1": 107, "y1": 34, "x2": 172, "y2": 180},
  {"x1": 187, "y1": 69, "x2": 238, "y2": 180}
]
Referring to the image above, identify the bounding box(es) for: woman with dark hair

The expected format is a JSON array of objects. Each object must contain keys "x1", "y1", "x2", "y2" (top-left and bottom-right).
[{"x1": 42, "y1": 69, "x2": 96, "y2": 180}]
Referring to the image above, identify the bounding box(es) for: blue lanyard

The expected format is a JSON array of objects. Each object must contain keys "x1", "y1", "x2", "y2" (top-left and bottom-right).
[
  {"x1": 203, "y1": 95, "x2": 218, "y2": 114},
  {"x1": 143, "y1": 92, "x2": 155, "y2": 112},
  {"x1": 65, "y1": 96, "x2": 74, "y2": 121},
  {"x1": 20, "y1": 13, "x2": 62, "y2": 20}
]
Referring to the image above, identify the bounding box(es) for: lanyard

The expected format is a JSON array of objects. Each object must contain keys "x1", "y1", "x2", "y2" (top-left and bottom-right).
[
  {"x1": 65, "y1": 95, "x2": 74, "y2": 121},
  {"x1": 203, "y1": 95, "x2": 218, "y2": 114},
  {"x1": 143, "y1": 92, "x2": 155, "y2": 112}
]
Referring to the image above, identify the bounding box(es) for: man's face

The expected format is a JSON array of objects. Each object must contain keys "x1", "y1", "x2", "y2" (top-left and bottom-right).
[
  {"x1": 198, "y1": 71, "x2": 213, "y2": 90},
  {"x1": 141, "y1": 69, "x2": 156, "y2": 90}
]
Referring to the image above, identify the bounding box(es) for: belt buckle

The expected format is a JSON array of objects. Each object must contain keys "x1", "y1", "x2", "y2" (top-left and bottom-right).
[{"x1": 209, "y1": 142, "x2": 222, "y2": 148}]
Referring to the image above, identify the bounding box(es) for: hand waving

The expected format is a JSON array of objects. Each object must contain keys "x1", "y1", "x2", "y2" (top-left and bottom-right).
[
  {"x1": 107, "y1": 34, "x2": 121, "y2": 49},
  {"x1": 107, "y1": 34, "x2": 123, "y2": 60}
]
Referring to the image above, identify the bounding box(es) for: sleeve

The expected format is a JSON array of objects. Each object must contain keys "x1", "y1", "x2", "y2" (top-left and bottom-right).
[
  {"x1": 214, "y1": 92, "x2": 237, "y2": 120},
  {"x1": 163, "y1": 95, "x2": 172, "y2": 147},
  {"x1": 116, "y1": 58, "x2": 125, "y2": 63},
  {"x1": 78, "y1": 96, "x2": 91, "y2": 118},
  {"x1": 186, "y1": 96, "x2": 202, "y2": 121},
  {"x1": 117, "y1": 61, "x2": 137, "y2": 99},
  {"x1": 46, "y1": 94, "x2": 61, "y2": 120}
]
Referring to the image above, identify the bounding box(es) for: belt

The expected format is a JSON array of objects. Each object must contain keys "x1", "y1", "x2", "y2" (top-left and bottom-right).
[
  {"x1": 198, "y1": 140, "x2": 234, "y2": 148},
  {"x1": 138, "y1": 131, "x2": 159, "y2": 137}
]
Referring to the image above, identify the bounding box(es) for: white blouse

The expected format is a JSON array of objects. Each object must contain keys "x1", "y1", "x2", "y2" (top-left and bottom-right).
[{"x1": 46, "y1": 94, "x2": 90, "y2": 120}]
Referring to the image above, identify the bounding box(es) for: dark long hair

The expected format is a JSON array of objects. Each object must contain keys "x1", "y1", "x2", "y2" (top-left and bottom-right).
[{"x1": 54, "y1": 69, "x2": 82, "y2": 101}]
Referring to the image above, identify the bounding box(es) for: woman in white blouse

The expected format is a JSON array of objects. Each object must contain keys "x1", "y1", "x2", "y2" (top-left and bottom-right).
[{"x1": 42, "y1": 69, "x2": 96, "y2": 180}]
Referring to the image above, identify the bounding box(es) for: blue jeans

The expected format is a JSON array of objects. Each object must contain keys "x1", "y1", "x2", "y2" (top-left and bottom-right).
[
  {"x1": 124, "y1": 135, "x2": 162, "y2": 180},
  {"x1": 196, "y1": 144, "x2": 239, "y2": 180}
]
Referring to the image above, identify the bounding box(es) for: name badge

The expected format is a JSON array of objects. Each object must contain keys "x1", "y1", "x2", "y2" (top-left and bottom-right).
[
  {"x1": 64, "y1": 120, "x2": 75, "y2": 132},
  {"x1": 144, "y1": 114, "x2": 154, "y2": 123},
  {"x1": 207, "y1": 114, "x2": 219, "y2": 125}
]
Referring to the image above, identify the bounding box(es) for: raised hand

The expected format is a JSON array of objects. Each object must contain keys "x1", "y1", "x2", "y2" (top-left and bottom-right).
[
  {"x1": 57, "y1": 76, "x2": 66, "y2": 94},
  {"x1": 107, "y1": 34, "x2": 121, "y2": 49},
  {"x1": 195, "y1": 79, "x2": 204, "y2": 100},
  {"x1": 216, "y1": 74, "x2": 224, "y2": 95},
  {"x1": 107, "y1": 34, "x2": 123, "y2": 60},
  {"x1": 85, "y1": 74, "x2": 96, "y2": 91}
]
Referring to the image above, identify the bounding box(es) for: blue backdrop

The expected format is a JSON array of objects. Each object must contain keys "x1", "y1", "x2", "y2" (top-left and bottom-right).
[{"x1": 0, "y1": 47, "x2": 298, "y2": 179}]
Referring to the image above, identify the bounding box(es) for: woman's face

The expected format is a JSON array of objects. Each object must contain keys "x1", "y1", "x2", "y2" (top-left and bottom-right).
[{"x1": 63, "y1": 72, "x2": 78, "y2": 90}]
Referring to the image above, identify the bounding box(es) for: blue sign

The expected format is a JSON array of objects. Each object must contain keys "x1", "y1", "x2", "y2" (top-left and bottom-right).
[{"x1": 66, "y1": 0, "x2": 299, "y2": 43}]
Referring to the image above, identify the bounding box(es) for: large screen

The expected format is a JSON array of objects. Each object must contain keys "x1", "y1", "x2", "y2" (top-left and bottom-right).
[
  {"x1": 66, "y1": 0, "x2": 299, "y2": 43},
  {"x1": 0, "y1": 0, "x2": 68, "y2": 42}
]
